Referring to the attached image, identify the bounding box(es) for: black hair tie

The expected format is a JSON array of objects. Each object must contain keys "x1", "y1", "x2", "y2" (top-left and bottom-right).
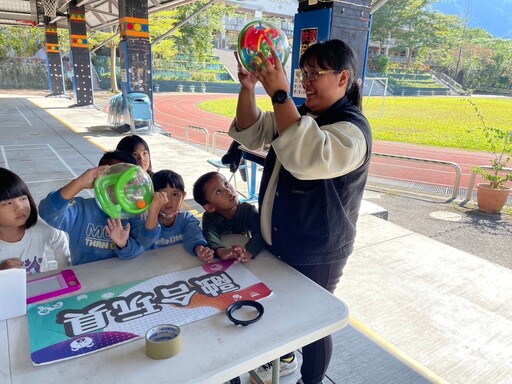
[{"x1": 226, "y1": 300, "x2": 264, "y2": 326}]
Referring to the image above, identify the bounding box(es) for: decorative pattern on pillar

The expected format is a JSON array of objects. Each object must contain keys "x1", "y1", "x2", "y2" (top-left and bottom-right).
[
  {"x1": 45, "y1": 20, "x2": 65, "y2": 96},
  {"x1": 118, "y1": 0, "x2": 153, "y2": 117},
  {"x1": 68, "y1": 4, "x2": 94, "y2": 106}
]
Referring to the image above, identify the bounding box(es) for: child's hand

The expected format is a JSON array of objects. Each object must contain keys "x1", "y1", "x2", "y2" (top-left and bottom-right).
[
  {"x1": 230, "y1": 244, "x2": 250, "y2": 263},
  {"x1": 78, "y1": 165, "x2": 109, "y2": 189},
  {"x1": 0, "y1": 258, "x2": 24, "y2": 270},
  {"x1": 145, "y1": 191, "x2": 169, "y2": 230},
  {"x1": 217, "y1": 245, "x2": 249, "y2": 263},
  {"x1": 149, "y1": 191, "x2": 168, "y2": 214},
  {"x1": 195, "y1": 245, "x2": 214, "y2": 263},
  {"x1": 238, "y1": 250, "x2": 253, "y2": 263},
  {"x1": 216, "y1": 247, "x2": 236, "y2": 260},
  {"x1": 106, "y1": 218, "x2": 130, "y2": 249},
  {"x1": 61, "y1": 165, "x2": 109, "y2": 200}
]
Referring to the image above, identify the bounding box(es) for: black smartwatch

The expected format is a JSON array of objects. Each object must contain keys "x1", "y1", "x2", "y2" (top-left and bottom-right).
[{"x1": 271, "y1": 90, "x2": 290, "y2": 105}]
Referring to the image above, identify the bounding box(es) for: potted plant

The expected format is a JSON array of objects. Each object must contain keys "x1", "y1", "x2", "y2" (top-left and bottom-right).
[{"x1": 466, "y1": 99, "x2": 512, "y2": 213}]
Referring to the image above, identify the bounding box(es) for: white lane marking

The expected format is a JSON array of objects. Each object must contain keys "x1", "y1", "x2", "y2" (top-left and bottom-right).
[
  {"x1": 16, "y1": 106, "x2": 33, "y2": 126},
  {"x1": 0, "y1": 146, "x2": 8, "y2": 168}
]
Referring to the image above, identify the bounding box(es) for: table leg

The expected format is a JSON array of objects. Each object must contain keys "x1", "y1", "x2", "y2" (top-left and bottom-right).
[
  {"x1": 248, "y1": 356, "x2": 280, "y2": 384},
  {"x1": 272, "y1": 357, "x2": 280, "y2": 383},
  {"x1": 243, "y1": 160, "x2": 258, "y2": 201},
  {"x1": 250, "y1": 160, "x2": 257, "y2": 199}
]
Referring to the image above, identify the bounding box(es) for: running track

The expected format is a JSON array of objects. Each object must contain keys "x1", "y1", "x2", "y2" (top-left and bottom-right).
[{"x1": 152, "y1": 93, "x2": 492, "y2": 192}]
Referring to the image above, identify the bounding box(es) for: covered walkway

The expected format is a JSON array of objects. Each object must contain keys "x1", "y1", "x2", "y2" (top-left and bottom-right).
[{"x1": 1, "y1": 93, "x2": 512, "y2": 384}]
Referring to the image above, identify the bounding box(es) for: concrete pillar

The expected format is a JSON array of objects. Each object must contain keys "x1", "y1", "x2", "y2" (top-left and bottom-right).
[
  {"x1": 118, "y1": 0, "x2": 153, "y2": 124},
  {"x1": 68, "y1": 1, "x2": 94, "y2": 106},
  {"x1": 44, "y1": 19, "x2": 65, "y2": 96}
]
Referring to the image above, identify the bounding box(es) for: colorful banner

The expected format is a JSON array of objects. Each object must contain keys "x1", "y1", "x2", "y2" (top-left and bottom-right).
[
  {"x1": 28, "y1": 260, "x2": 272, "y2": 365},
  {"x1": 300, "y1": 27, "x2": 318, "y2": 56}
]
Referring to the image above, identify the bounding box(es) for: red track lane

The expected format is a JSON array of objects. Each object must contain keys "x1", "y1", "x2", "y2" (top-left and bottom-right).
[
  {"x1": 153, "y1": 93, "x2": 235, "y2": 150},
  {"x1": 153, "y1": 93, "x2": 492, "y2": 190}
]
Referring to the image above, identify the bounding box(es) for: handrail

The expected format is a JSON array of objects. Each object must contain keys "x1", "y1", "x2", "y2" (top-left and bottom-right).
[
  {"x1": 432, "y1": 71, "x2": 466, "y2": 95},
  {"x1": 465, "y1": 165, "x2": 512, "y2": 202},
  {"x1": 184, "y1": 125, "x2": 209, "y2": 151},
  {"x1": 212, "y1": 130, "x2": 230, "y2": 155},
  {"x1": 372, "y1": 152, "x2": 462, "y2": 200}
]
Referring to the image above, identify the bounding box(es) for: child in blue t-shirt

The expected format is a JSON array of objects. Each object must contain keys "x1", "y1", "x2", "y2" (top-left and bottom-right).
[
  {"x1": 39, "y1": 151, "x2": 145, "y2": 265},
  {"x1": 134, "y1": 169, "x2": 214, "y2": 262}
]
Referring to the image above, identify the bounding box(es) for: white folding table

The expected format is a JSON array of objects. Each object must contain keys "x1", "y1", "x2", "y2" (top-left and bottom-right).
[{"x1": 1, "y1": 235, "x2": 349, "y2": 384}]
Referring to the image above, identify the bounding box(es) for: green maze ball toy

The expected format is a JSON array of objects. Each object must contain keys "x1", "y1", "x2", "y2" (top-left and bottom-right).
[{"x1": 94, "y1": 163, "x2": 154, "y2": 219}]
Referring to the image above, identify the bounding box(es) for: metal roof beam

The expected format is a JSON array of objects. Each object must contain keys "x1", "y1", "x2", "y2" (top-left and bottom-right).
[
  {"x1": 88, "y1": 0, "x2": 201, "y2": 31},
  {"x1": 152, "y1": 0, "x2": 215, "y2": 46},
  {"x1": 371, "y1": 0, "x2": 391, "y2": 14}
]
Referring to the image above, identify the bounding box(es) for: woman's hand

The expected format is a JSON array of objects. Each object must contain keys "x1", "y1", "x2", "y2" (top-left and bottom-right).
[
  {"x1": 250, "y1": 49, "x2": 289, "y2": 98},
  {"x1": 234, "y1": 51, "x2": 258, "y2": 91}
]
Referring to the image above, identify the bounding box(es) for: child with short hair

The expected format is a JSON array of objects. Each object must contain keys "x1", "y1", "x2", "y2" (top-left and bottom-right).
[
  {"x1": 38, "y1": 151, "x2": 144, "y2": 265},
  {"x1": 98, "y1": 149, "x2": 138, "y2": 166},
  {"x1": 0, "y1": 168, "x2": 70, "y2": 274},
  {"x1": 192, "y1": 171, "x2": 264, "y2": 262},
  {"x1": 134, "y1": 170, "x2": 214, "y2": 262}
]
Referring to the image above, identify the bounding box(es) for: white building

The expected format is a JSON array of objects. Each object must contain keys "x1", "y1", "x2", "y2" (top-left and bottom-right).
[{"x1": 215, "y1": 0, "x2": 297, "y2": 49}]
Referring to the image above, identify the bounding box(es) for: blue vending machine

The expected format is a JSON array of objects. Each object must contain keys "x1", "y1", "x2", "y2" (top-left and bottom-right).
[{"x1": 291, "y1": 0, "x2": 372, "y2": 105}]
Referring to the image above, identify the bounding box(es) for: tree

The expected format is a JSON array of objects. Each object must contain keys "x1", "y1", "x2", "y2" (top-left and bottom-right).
[
  {"x1": 150, "y1": 10, "x2": 181, "y2": 60},
  {"x1": 0, "y1": 26, "x2": 44, "y2": 59},
  {"x1": 370, "y1": 0, "x2": 407, "y2": 50},
  {"x1": 171, "y1": 0, "x2": 236, "y2": 63},
  {"x1": 455, "y1": 30, "x2": 512, "y2": 91},
  {"x1": 371, "y1": 0, "x2": 455, "y2": 67}
]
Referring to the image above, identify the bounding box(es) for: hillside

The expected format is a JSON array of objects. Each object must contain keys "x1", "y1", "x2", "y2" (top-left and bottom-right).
[{"x1": 432, "y1": 0, "x2": 512, "y2": 39}]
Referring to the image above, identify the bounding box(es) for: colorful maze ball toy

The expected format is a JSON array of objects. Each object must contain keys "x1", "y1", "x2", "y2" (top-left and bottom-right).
[{"x1": 238, "y1": 20, "x2": 290, "y2": 72}]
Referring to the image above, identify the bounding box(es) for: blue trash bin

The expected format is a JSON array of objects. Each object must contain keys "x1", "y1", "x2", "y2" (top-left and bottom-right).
[{"x1": 126, "y1": 92, "x2": 153, "y2": 134}]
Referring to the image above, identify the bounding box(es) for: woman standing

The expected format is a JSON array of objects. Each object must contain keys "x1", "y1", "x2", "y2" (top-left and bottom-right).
[{"x1": 229, "y1": 39, "x2": 372, "y2": 384}]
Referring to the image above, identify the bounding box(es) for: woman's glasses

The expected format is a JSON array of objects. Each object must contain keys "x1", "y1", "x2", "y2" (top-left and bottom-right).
[{"x1": 298, "y1": 69, "x2": 340, "y2": 82}]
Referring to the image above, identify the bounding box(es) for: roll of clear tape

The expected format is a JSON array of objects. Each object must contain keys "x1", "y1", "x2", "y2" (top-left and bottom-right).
[{"x1": 145, "y1": 324, "x2": 182, "y2": 359}]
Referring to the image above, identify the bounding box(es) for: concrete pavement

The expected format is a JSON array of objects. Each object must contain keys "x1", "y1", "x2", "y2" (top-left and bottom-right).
[{"x1": 2, "y1": 93, "x2": 512, "y2": 384}]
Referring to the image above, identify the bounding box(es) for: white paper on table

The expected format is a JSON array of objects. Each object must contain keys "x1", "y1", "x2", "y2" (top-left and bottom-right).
[{"x1": 0, "y1": 268, "x2": 27, "y2": 320}]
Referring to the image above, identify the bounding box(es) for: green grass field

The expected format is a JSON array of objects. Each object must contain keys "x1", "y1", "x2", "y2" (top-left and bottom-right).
[{"x1": 198, "y1": 96, "x2": 512, "y2": 153}]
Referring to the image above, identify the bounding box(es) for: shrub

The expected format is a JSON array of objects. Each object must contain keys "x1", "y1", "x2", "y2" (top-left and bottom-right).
[{"x1": 368, "y1": 55, "x2": 390, "y2": 75}]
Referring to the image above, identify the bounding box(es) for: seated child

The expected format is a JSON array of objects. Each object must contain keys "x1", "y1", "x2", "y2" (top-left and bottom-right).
[
  {"x1": 0, "y1": 167, "x2": 70, "y2": 274},
  {"x1": 192, "y1": 171, "x2": 264, "y2": 262},
  {"x1": 134, "y1": 170, "x2": 214, "y2": 262},
  {"x1": 116, "y1": 135, "x2": 154, "y2": 175},
  {"x1": 98, "y1": 149, "x2": 139, "y2": 166},
  {"x1": 38, "y1": 151, "x2": 145, "y2": 265}
]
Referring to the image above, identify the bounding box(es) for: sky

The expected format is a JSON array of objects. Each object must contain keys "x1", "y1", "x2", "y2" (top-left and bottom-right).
[{"x1": 432, "y1": 0, "x2": 512, "y2": 38}]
